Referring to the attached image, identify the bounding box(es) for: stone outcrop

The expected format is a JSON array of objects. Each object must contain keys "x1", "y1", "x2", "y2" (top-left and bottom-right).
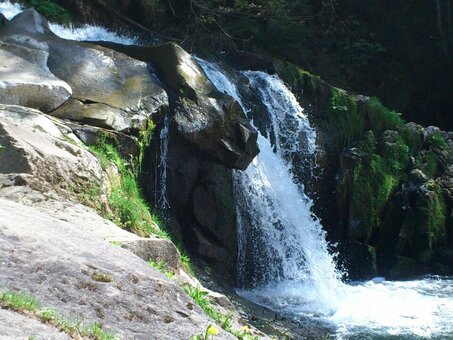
[
  {"x1": 96, "y1": 42, "x2": 260, "y2": 169},
  {"x1": 0, "y1": 104, "x2": 108, "y2": 199},
  {"x1": 0, "y1": 9, "x2": 169, "y2": 134},
  {"x1": 0, "y1": 198, "x2": 235, "y2": 339},
  {"x1": 88, "y1": 42, "x2": 260, "y2": 276},
  {"x1": 0, "y1": 41, "x2": 72, "y2": 111}
]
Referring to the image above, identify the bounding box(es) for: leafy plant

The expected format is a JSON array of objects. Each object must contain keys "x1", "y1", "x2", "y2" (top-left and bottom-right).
[
  {"x1": 149, "y1": 259, "x2": 167, "y2": 271},
  {"x1": 191, "y1": 324, "x2": 220, "y2": 340},
  {"x1": 0, "y1": 290, "x2": 39, "y2": 312},
  {"x1": 17, "y1": 0, "x2": 71, "y2": 23}
]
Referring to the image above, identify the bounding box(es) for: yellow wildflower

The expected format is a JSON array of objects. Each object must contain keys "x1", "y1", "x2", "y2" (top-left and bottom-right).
[
  {"x1": 241, "y1": 325, "x2": 250, "y2": 333},
  {"x1": 207, "y1": 325, "x2": 220, "y2": 336}
]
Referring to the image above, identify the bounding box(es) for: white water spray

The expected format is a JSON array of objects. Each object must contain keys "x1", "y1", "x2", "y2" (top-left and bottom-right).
[{"x1": 198, "y1": 59, "x2": 453, "y2": 339}]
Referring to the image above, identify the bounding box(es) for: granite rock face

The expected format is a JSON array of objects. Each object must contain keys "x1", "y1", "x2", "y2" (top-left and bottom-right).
[
  {"x1": 0, "y1": 198, "x2": 235, "y2": 340},
  {"x1": 0, "y1": 41, "x2": 71, "y2": 111},
  {"x1": 0, "y1": 9, "x2": 169, "y2": 134}
]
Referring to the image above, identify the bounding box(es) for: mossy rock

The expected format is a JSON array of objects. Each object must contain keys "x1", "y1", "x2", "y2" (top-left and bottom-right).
[{"x1": 338, "y1": 130, "x2": 410, "y2": 242}]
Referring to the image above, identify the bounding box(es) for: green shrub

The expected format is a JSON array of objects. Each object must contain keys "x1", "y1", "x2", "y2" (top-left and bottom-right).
[
  {"x1": 89, "y1": 139, "x2": 161, "y2": 237},
  {"x1": 17, "y1": 0, "x2": 71, "y2": 23}
]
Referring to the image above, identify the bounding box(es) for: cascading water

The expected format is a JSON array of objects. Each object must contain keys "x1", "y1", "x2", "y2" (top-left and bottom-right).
[
  {"x1": 197, "y1": 58, "x2": 453, "y2": 339},
  {"x1": 0, "y1": 1, "x2": 138, "y2": 44},
  {"x1": 156, "y1": 112, "x2": 170, "y2": 211}
]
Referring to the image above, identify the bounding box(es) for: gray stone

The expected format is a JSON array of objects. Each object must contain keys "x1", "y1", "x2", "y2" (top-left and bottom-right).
[
  {"x1": 0, "y1": 309, "x2": 70, "y2": 340},
  {"x1": 0, "y1": 105, "x2": 107, "y2": 198},
  {"x1": 97, "y1": 42, "x2": 260, "y2": 169},
  {"x1": 51, "y1": 99, "x2": 132, "y2": 132},
  {"x1": 0, "y1": 13, "x2": 8, "y2": 27},
  {"x1": 121, "y1": 238, "x2": 182, "y2": 271},
  {"x1": 0, "y1": 198, "x2": 235, "y2": 340},
  {"x1": 0, "y1": 41, "x2": 71, "y2": 112},
  {"x1": 0, "y1": 9, "x2": 169, "y2": 133}
]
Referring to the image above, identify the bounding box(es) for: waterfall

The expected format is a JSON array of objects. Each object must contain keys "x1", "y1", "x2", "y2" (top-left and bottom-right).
[
  {"x1": 197, "y1": 58, "x2": 453, "y2": 339},
  {"x1": 156, "y1": 112, "x2": 170, "y2": 211}
]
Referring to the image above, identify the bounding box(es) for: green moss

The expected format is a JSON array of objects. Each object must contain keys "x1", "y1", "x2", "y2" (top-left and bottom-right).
[
  {"x1": 425, "y1": 131, "x2": 448, "y2": 149},
  {"x1": 399, "y1": 124, "x2": 423, "y2": 154},
  {"x1": 415, "y1": 185, "x2": 447, "y2": 261},
  {"x1": 138, "y1": 119, "x2": 156, "y2": 171},
  {"x1": 417, "y1": 151, "x2": 439, "y2": 178},
  {"x1": 364, "y1": 97, "x2": 404, "y2": 136},
  {"x1": 327, "y1": 88, "x2": 363, "y2": 149},
  {"x1": 346, "y1": 131, "x2": 410, "y2": 241},
  {"x1": 89, "y1": 139, "x2": 161, "y2": 237}
]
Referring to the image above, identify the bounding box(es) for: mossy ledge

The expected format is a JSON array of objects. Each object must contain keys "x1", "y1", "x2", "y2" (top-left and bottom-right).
[{"x1": 273, "y1": 59, "x2": 453, "y2": 278}]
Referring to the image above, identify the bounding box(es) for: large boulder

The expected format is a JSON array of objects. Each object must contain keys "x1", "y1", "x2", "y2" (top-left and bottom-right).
[
  {"x1": 149, "y1": 43, "x2": 259, "y2": 170},
  {"x1": 0, "y1": 9, "x2": 168, "y2": 134},
  {"x1": 0, "y1": 41, "x2": 72, "y2": 111},
  {"x1": 0, "y1": 104, "x2": 107, "y2": 198}
]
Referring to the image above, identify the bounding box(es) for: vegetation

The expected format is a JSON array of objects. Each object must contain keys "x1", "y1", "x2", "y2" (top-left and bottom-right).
[
  {"x1": 15, "y1": 0, "x2": 71, "y2": 23},
  {"x1": 1, "y1": 290, "x2": 39, "y2": 312},
  {"x1": 0, "y1": 290, "x2": 116, "y2": 339},
  {"x1": 191, "y1": 324, "x2": 220, "y2": 340},
  {"x1": 339, "y1": 130, "x2": 410, "y2": 242},
  {"x1": 88, "y1": 136, "x2": 162, "y2": 237},
  {"x1": 184, "y1": 285, "x2": 234, "y2": 334}
]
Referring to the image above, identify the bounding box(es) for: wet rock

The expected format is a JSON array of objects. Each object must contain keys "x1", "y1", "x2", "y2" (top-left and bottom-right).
[
  {"x1": 0, "y1": 13, "x2": 8, "y2": 27},
  {"x1": 95, "y1": 42, "x2": 259, "y2": 169},
  {"x1": 340, "y1": 241, "x2": 377, "y2": 280}
]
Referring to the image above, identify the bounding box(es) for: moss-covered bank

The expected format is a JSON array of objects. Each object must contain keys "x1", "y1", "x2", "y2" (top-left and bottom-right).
[{"x1": 273, "y1": 60, "x2": 453, "y2": 278}]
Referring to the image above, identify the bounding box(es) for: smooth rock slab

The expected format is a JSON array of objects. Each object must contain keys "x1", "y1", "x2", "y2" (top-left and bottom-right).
[
  {"x1": 0, "y1": 41, "x2": 71, "y2": 112},
  {"x1": 0, "y1": 309, "x2": 70, "y2": 340},
  {"x1": 0, "y1": 198, "x2": 235, "y2": 340},
  {"x1": 0, "y1": 9, "x2": 169, "y2": 133}
]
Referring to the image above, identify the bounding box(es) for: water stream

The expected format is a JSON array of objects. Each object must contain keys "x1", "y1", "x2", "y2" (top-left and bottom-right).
[{"x1": 197, "y1": 58, "x2": 453, "y2": 339}]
